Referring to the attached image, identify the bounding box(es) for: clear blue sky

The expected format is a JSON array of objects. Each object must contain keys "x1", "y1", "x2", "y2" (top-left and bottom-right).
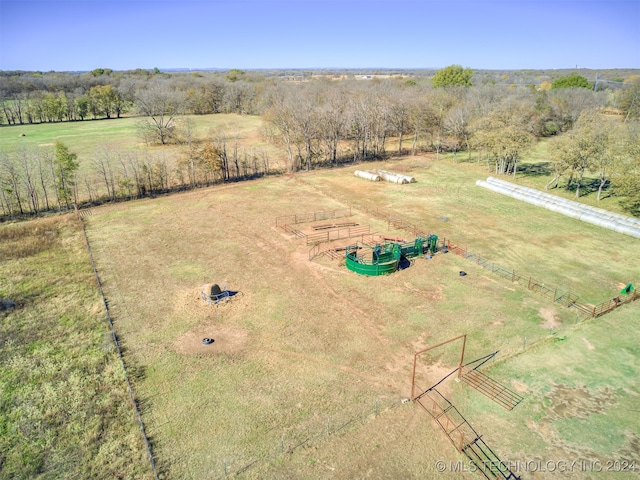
[{"x1": 1, "y1": 0, "x2": 638, "y2": 71}]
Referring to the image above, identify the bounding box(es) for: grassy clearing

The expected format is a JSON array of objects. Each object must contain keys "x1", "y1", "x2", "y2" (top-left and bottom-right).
[
  {"x1": 0, "y1": 113, "x2": 277, "y2": 176},
  {"x1": 84, "y1": 154, "x2": 639, "y2": 479},
  {"x1": 0, "y1": 215, "x2": 151, "y2": 479}
]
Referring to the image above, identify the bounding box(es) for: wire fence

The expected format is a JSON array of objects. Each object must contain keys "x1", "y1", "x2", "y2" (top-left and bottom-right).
[
  {"x1": 74, "y1": 206, "x2": 158, "y2": 480},
  {"x1": 77, "y1": 196, "x2": 633, "y2": 479},
  {"x1": 275, "y1": 207, "x2": 353, "y2": 229},
  {"x1": 446, "y1": 240, "x2": 637, "y2": 320},
  {"x1": 353, "y1": 202, "x2": 637, "y2": 321},
  {"x1": 211, "y1": 396, "x2": 405, "y2": 479}
]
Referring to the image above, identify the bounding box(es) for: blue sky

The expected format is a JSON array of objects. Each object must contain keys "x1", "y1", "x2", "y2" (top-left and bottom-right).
[{"x1": 1, "y1": 0, "x2": 638, "y2": 71}]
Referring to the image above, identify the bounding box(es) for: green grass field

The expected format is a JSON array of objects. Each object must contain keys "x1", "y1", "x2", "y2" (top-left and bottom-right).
[
  {"x1": 2, "y1": 115, "x2": 639, "y2": 479},
  {"x1": 79, "y1": 155, "x2": 638, "y2": 479},
  {"x1": 0, "y1": 216, "x2": 152, "y2": 479},
  {"x1": 0, "y1": 113, "x2": 276, "y2": 177}
]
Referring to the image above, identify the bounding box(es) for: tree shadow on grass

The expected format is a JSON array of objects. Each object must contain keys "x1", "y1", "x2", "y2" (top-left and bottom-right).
[
  {"x1": 518, "y1": 162, "x2": 553, "y2": 177},
  {"x1": 571, "y1": 178, "x2": 616, "y2": 200}
]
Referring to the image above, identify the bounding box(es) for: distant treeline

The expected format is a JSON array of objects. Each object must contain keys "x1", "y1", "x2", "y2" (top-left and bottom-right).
[
  {"x1": 0, "y1": 68, "x2": 637, "y2": 126},
  {"x1": 1, "y1": 67, "x2": 639, "y2": 220}
]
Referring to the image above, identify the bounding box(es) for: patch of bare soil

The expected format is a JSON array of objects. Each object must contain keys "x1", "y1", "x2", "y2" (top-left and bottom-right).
[
  {"x1": 403, "y1": 282, "x2": 445, "y2": 302},
  {"x1": 173, "y1": 322, "x2": 249, "y2": 356},
  {"x1": 512, "y1": 380, "x2": 529, "y2": 393},
  {"x1": 480, "y1": 274, "x2": 516, "y2": 291},
  {"x1": 539, "y1": 307, "x2": 562, "y2": 329},
  {"x1": 407, "y1": 361, "x2": 456, "y2": 398},
  {"x1": 172, "y1": 283, "x2": 249, "y2": 319},
  {"x1": 532, "y1": 384, "x2": 618, "y2": 448},
  {"x1": 545, "y1": 384, "x2": 616, "y2": 419},
  {"x1": 580, "y1": 337, "x2": 595, "y2": 350}
]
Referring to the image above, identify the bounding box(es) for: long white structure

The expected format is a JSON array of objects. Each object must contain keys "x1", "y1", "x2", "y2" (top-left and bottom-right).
[
  {"x1": 378, "y1": 171, "x2": 409, "y2": 184},
  {"x1": 476, "y1": 176, "x2": 640, "y2": 239},
  {"x1": 377, "y1": 170, "x2": 416, "y2": 184},
  {"x1": 354, "y1": 170, "x2": 381, "y2": 181}
]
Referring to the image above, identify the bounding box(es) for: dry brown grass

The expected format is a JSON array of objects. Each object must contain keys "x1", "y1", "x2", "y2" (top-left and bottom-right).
[
  {"x1": 0, "y1": 214, "x2": 152, "y2": 479},
  {"x1": 84, "y1": 155, "x2": 639, "y2": 479},
  {"x1": 0, "y1": 216, "x2": 63, "y2": 259}
]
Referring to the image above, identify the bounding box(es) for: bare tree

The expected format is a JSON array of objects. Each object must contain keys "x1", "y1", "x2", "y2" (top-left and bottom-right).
[
  {"x1": 135, "y1": 81, "x2": 187, "y2": 145},
  {"x1": 388, "y1": 91, "x2": 411, "y2": 154},
  {"x1": 264, "y1": 86, "x2": 296, "y2": 172},
  {"x1": 0, "y1": 152, "x2": 24, "y2": 215},
  {"x1": 18, "y1": 146, "x2": 40, "y2": 213},
  {"x1": 178, "y1": 118, "x2": 200, "y2": 187},
  {"x1": 548, "y1": 88, "x2": 605, "y2": 130},
  {"x1": 408, "y1": 94, "x2": 437, "y2": 155},
  {"x1": 36, "y1": 149, "x2": 53, "y2": 211},
  {"x1": 290, "y1": 90, "x2": 319, "y2": 171},
  {"x1": 93, "y1": 145, "x2": 118, "y2": 201},
  {"x1": 317, "y1": 85, "x2": 347, "y2": 165}
]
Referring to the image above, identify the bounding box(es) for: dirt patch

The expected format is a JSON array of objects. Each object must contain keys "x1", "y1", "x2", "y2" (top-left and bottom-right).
[
  {"x1": 532, "y1": 384, "x2": 618, "y2": 449},
  {"x1": 539, "y1": 307, "x2": 561, "y2": 329},
  {"x1": 580, "y1": 337, "x2": 595, "y2": 350},
  {"x1": 419, "y1": 361, "x2": 456, "y2": 397},
  {"x1": 173, "y1": 322, "x2": 249, "y2": 356},
  {"x1": 545, "y1": 384, "x2": 617, "y2": 419},
  {"x1": 512, "y1": 380, "x2": 528, "y2": 393},
  {"x1": 480, "y1": 274, "x2": 516, "y2": 291},
  {"x1": 403, "y1": 282, "x2": 445, "y2": 302}
]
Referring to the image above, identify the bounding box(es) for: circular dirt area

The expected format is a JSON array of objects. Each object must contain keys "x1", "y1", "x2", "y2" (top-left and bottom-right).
[{"x1": 174, "y1": 323, "x2": 248, "y2": 355}]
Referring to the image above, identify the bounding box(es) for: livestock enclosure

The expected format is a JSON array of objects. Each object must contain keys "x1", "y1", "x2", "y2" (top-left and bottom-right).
[
  {"x1": 78, "y1": 154, "x2": 639, "y2": 479},
  {"x1": 4, "y1": 151, "x2": 638, "y2": 479}
]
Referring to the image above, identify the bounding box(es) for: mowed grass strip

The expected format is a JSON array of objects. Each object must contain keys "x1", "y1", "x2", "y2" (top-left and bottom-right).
[
  {"x1": 0, "y1": 215, "x2": 152, "y2": 479},
  {"x1": 84, "y1": 156, "x2": 638, "y2": 478}
]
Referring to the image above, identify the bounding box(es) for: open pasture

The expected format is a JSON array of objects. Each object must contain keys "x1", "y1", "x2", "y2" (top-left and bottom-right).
[
  {"x1": 0, "y1": 215, "x2": 151, "y2": 479},
  {"x1": 83, "y1": 155, "x2": 639, "y2": 479},
  {"x1": 0, "y1": 113, "x2": 275, "y2": 176}
]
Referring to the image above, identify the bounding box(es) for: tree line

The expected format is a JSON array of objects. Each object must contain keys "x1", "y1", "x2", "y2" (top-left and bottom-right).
[
  {"x1": 0, "y1": 133, "x2": 272, "y2": 218},
  {"x1": 1, "y1": 67, "x2": 639, "y2": 219},
  {"x1": 0, "y1": 69, "x2": 261, "y2": 126}
]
